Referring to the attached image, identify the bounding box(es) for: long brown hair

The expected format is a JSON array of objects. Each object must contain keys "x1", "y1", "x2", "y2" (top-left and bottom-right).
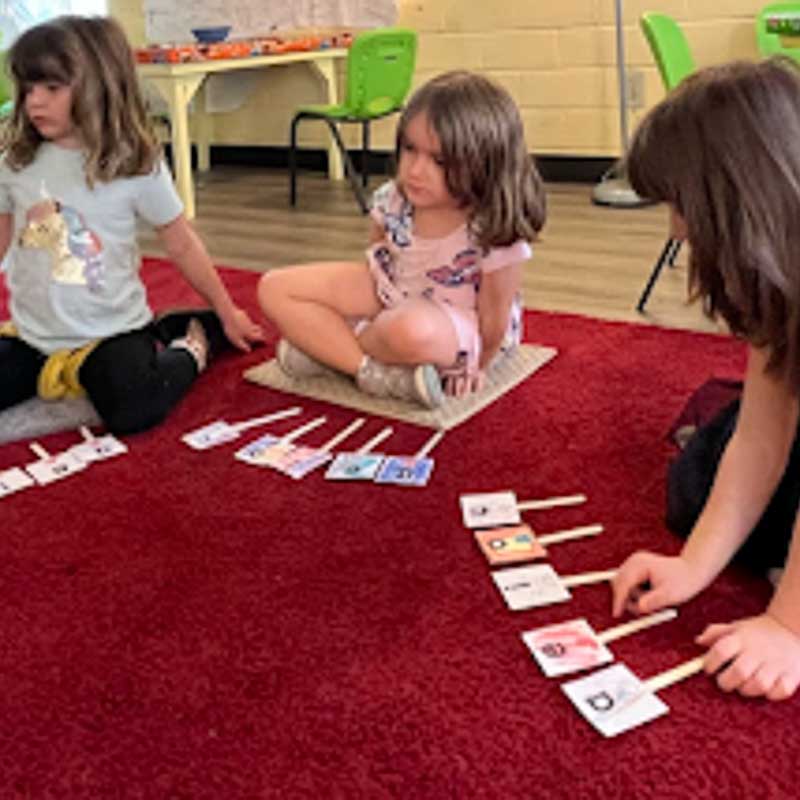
[
  {"x1": 395, "y1": 70, "x2": 546, "y2": 251},
  {"x1": 626, "y1": 57, "x2": 800, "y2": 391},
  {"x1": 2, "y1": 15, "x2": 160, "y2": 184}
]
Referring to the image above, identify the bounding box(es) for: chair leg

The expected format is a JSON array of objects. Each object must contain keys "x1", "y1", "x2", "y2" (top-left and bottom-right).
[
  {"x1": 636, "y1": 237, "x2": 676, "y2": 313},
  {"x1": 361, "y1": 121, "x2": 370, "y2": 189},
  {"x1": 322, "y1": 119, "x2": 369, "y2": 214},
  {"x1": 666, "y1": 238, "x2": 682, "y2": 268},
  {"x1": 289, "y1": 113, "x2": 302, "y2": 207}
]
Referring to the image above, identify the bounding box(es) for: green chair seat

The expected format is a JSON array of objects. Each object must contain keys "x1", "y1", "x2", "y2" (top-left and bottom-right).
[
  {"x1": 757, "y1": 3, "x2": 800, "y2": 64},
  {"x1": 289, "y1": 27, "x2": 418, "y2": 213}
]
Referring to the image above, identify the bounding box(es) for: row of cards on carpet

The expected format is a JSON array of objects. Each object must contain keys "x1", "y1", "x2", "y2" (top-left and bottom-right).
[{"x1": 462, "y1": 490, "x2": 706, "y2": 739}]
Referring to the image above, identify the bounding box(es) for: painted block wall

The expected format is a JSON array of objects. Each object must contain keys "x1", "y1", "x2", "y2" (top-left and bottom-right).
[{"x1": 113, "y1": 0, "x2": 767, "y2": 157}]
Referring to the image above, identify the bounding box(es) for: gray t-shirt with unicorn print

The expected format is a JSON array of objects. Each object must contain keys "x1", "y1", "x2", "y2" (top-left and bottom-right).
[{"x1": 0, "y1": 142, "x2": 182, "y2": 354}]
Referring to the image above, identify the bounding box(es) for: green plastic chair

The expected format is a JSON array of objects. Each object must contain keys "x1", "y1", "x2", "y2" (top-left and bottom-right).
[
  {"x1": 289, "y1": 27, "x2": 418, "y2": 213},
  {"x1": 756, "y1": 3, "x2": 800, "y2": 63},
  {"x1": 635, "y1": 13, "x2": 695, "y2": 313},
  {"x1": 0, "y1": 51, "x2": 13, "y2": 119}
]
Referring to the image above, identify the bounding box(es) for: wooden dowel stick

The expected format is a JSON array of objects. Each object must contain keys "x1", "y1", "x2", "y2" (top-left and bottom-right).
[
  {"x1": 597, "y1": 609, "x2": 678, "y2": 645},
  {"x1": 357, "y1": 426, "x2": 393, "y2": 455},
  {"x1": 644, "y1": 655, "x2": 706, "y2": 694},
  {"x1": 282, "y1": 416, "x2": 327, "y2": 444},
  {"x1": 79, "y1": 426, "x2": 94, "y2": 442},
  {"x1": 561, "y1": 569, "x2": 617, "y2": 589},
  {"x1": 234, "y1": 406, "x2": 302, "y2": 432},
  {"x1": 538, "y1": 523, "x2": 604, "y2": 546},
  {"x1": 319, "y1": 418, "x2": 366, "y2": 453},
  {"x1": 415, "y1": 429, "x2": 445, "y2": 459},
  {"x1": 517, "y1": 493, "x2": 587, "y2": 512},
  {"x1": 30, "y1": 442, "x2": 50, "y2": 460}
]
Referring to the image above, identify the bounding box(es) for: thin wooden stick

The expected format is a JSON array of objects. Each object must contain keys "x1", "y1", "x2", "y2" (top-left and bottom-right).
[
  {"x1": 415, "y1": 429, "x2": 444, "y2": 459},
  {"x1": 644, "y1": 655, "x2": 706, "y2": 694},
  {"x1": 357, "y1": 426, "x2": 393, "y2": 454},
  {"x1": 282, "y1": 416, "x2": 327, "y2": 444},
  {"x1": 79, "y1": 426, "x2": 95, "y2": 442},
  {"x1": 560, "y1": 569, "x2": 617, "y2": 589},
  {"x1": 319, "y1": 418, "x2": 366, "y2": 453},
  {"x1": 537, "y1": 523, "x2": 603, "y2": 546},
  {"x1": 29, "y1": 442, "x2": 50, "y2": 460},
  {"x1": 517, "y1": 493, "x2": 587, "y2": 512},
  {"x1": 597, "y1": 609, "x2": 678, "y2": 645},
  {"x1": 233, "y1": 406, "x2": 302, "y2": 432}
]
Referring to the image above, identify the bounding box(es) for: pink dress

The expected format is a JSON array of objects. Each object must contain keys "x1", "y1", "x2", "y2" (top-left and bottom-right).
[{"x1": 366, "y1": 181, "x2": 531, "y2": 373}]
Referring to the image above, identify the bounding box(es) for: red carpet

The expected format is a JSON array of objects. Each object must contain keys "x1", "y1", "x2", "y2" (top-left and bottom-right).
[{"x1": 0, "y1": 259, "x2": 796, "y2": 798}]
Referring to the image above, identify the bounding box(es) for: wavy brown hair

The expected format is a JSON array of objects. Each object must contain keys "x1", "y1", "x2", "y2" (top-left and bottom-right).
[
  {"x1": 626, "y1": 57, "x2": 800, "y2": 391},
  {"x1": 395, "y1": 70, "x2": 546, "y2": 252},
  {"x1": 2, "y1": 15, "x2": 159, "y2": 185}
]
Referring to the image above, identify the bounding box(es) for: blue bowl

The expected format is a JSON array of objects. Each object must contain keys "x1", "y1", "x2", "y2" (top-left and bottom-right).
[{"x1": 191, "y1": 25, "x2": 231, "y2": 44}]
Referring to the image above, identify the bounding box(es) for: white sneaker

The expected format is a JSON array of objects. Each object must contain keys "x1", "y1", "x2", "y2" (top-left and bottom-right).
[
  {"x1": 276, "y1": 338, "x2": 335, "y2": 379},
  {"x1": 356, "y1": 357, "x2": 444, "y2": 409}
]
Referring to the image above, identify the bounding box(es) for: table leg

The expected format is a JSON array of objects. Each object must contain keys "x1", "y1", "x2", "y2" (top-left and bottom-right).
[
  {"x1": 196, "y1": 83, "x2": 212, "y2": 173},
  {"x1": 141, "y1": 73, "x2": 206, "y2": 219},
  {"x1": 310, "y1": 57, "x2": 344, "y2": 181}
]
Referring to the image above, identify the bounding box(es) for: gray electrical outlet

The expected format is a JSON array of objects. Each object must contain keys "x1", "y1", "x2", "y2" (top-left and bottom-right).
[{"x1": 626, "y1": 70, "x2": 646, "y2": 109}]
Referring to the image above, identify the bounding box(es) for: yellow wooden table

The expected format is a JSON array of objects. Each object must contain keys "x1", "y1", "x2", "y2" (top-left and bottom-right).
[{"x1": 138, "y1": 48, "x2": 348, "y2": 219}]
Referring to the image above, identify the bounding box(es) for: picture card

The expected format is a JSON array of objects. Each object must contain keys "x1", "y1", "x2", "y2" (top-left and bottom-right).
[
  {"x1": 461, "y1": 491, "x2": 521, "y2": 528},
  {"x1": 522, "y1": 618, "x2": 613, "y2": 677},
  {"x1": 0, "y1": 467, "x2": 36, "y2": 499},
  {"x1": 182, "y1": 406, "x2": 301, "y2": 450},
  {"x1": 325, "y1": 452, "x2": 385, "y2": 481},
  {"x1": 491, "y1": 564, "x2": 571, "y2": 610},
  {"x1": 522, "y1": 609, "x2": 678, "y2": 678},
  {"x1": 561, "y1": 663, "x2": 669, "y2": 738},
  {"x1": 69, "y1": 433, "x2": 128, "y2": 463},
  {"x1": 234, "y1": 433, "x2": 290, "y2": 467},
  {"x1": 474, "y1": 525, "x2": 546, "y2": 565},
  {"x1": 374, "y1": 455, "x2": 434, "y2": 487},
  {"x1": 25, "y1": 452, "x2": 86, "y2": 485}
]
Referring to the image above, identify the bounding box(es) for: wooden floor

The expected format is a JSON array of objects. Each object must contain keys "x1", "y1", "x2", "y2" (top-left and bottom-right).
[{"x1": 139, "y1": 166, "x2": 722, "y2": 334}]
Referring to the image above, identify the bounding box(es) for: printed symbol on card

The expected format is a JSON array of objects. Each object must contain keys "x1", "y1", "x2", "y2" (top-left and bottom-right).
[
  {"x1": 522, "y1": 619, "x2": 613, "y2": 677},
  {"x1": 70, "y1": 434, "x2": 128, "y2": 463},
  {"x1": 474, "y1": 525, "x2": 546, "y2": 565},
  {"x1": 325, "y1": 452, "x2": 385, "y2": 481},
  {"x1": 182, "y1": 421, "x2": 240, "y2": 450},
  {"x1": 460, "y1": 492, "x2": 521, "y2": 527},
  {"x1": 25, "y1": 452, "x2": 85, "y2": 485},
  {"x1": 561, "y1": 663, "x2": 669, "y2": 738},
  {"x1": 374, "y1": 455, "x2": 434, "y2": 487},
  {"x1": 491, "y1": 564, "x2": 571, "y2": 610},
  {"x1": 0, "y1": 467, "x2": 36, "y2": 499}
]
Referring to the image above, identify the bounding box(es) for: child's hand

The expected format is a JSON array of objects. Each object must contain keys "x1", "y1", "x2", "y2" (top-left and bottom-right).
[
  {"x1": 221, "y1": 306, "x2": 265, "y2": 351},
  {"x1": 611, "y1": 551, "x2": 706, "y2": 617},
  {"x1": 698, "y1": 614, "x2": 800, "y2": 700},
  {"x1": 442, "y1": 367, "x2": 485, "y2": 397}
]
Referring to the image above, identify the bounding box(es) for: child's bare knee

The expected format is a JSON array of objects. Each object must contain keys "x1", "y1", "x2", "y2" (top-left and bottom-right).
[{"x1": 257, "y1": 271, "x2": 286, "y2": 315}]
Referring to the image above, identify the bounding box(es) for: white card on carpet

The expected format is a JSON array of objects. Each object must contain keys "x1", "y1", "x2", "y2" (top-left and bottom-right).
[
  {"x1": 70, "y1": 433, "x2": 128, "y2": 463},
  {"x1": 491, "y1": 564, "x2": 571, "y2": 610},
  {"x1": 26, "y1": 452, "x2": 86, "y2": 485},
  {"x1": 561, "y1": 663, "x2": 669, "y2": 738},
  {"x1": 461, "y1": 491, "x2": 522, "y2": 527},
  {"x1": 0, "y1": 467, "x2": 36, "y2": 498},
  {"x1": 325, "y1": 452, "x2": 385, "y2": 481}
]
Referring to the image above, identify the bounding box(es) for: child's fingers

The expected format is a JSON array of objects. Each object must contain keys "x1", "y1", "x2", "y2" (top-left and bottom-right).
[
  {"x1": 611, "y1": 560, "x2": 649, "y2": 617},
  {"x1": 702, "y1": 629, "x2": 740, "y2": 676},
  {"x1": 696, "y1": 622, "x2": 734, "y2": 647}
]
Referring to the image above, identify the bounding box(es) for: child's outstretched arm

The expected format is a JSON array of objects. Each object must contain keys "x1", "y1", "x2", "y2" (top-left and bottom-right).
[
  {"x1": 612, "y1": 346, "x2": 800, "y2": 699},
  {"x1": 156, "y1": 214, "x2": 264, "y2": 350},
  {"x1": 445, "y1": 262, "x2": 521, "y2": 397}
]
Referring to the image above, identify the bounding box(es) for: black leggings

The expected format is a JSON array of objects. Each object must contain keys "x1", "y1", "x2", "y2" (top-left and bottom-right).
[
  {"x1": 0, "y1": 310, "x2": 226, "y2": 435},
  {"x1": 667, "y1": 399, "x2": 797, "y2": 571}
]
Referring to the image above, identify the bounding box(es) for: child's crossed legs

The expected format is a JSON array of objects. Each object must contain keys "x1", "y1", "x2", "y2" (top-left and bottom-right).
[{"x1": 258, "y1": 260, "x2": 460, "y2": 373}]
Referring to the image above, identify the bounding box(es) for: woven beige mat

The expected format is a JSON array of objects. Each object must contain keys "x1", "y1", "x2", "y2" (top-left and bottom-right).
[{"x1": 242, "y1": 344, "x2": 557, "y2": 431}]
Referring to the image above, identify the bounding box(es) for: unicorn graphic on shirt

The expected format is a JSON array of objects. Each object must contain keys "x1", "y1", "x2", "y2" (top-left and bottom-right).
[{"x1": 19, "y1": 199, "x2": 105, "y2": 292}]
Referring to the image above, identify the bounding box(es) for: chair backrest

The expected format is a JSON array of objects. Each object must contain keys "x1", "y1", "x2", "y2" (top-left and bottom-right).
[
  {"x1": 0, "y1": 50, "x2": 12, "y2": 107},
  {"x1": 756, "y1": 3, "x2": 800, "y2": 62},
  {"x1": 640, "y1": 12, "x2": 695, "y2": 91},
  {"x1": 343, "y1": 28, "x2": 417, "y2": 118}
]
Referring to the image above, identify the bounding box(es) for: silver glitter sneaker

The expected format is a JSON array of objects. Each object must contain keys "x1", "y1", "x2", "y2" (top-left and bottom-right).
[
  {"x1": 356, "y1": 356, "x2": 445, "y2": 409},
  {"x1": 276, "y1": 338, "x2": 335, "y2": 379}
]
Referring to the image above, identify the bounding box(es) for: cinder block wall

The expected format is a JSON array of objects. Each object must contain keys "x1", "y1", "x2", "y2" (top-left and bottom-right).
[{"x1": 114, "y1": 0, "x2": 764, "y2": 157}]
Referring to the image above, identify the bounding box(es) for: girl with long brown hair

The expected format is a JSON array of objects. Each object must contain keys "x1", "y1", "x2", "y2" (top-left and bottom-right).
[
  {"x1": 612, "y1": 58, "x2": 800, "y2": 702},
  {"x1": 259, "y1": 70, "x2": 545, "y2": 408},
  {"x1": 0, "y1": 15, "x2": 262, "y2": 434}
]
